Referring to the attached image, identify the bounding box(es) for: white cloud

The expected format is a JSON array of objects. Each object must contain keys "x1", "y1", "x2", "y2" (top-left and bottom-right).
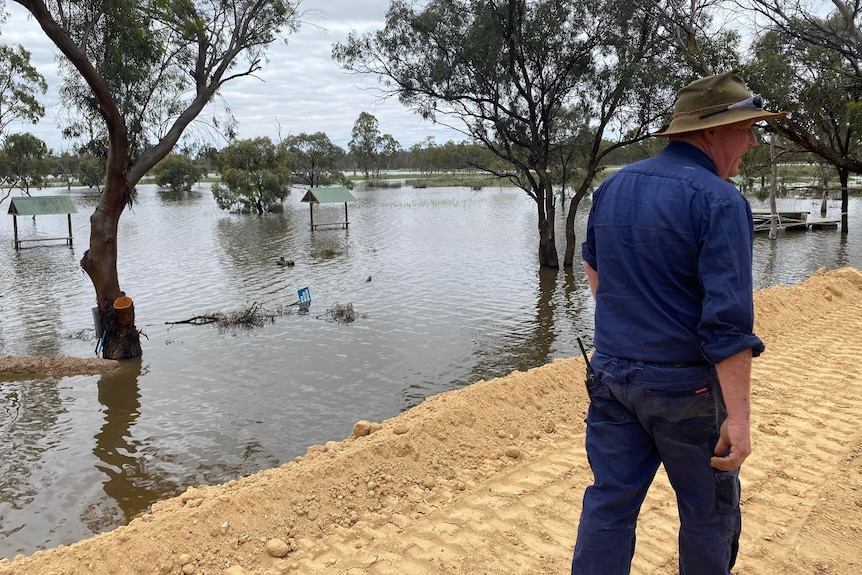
[{"x1": 2, "y1": 0, "x2": 463, "y2": 153}]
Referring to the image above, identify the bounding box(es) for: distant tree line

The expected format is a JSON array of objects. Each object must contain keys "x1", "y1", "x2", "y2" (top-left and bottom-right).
[{"x1": 0, "y1": 109, "x2": 549, "y2": 213}]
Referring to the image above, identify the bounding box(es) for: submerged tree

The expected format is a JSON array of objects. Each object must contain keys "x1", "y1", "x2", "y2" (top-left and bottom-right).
[
  {"x1": 13, "y1": 0, "x2": 301, "y2": 359},
  {"x1": 0, "y1": 132, "x2": 49, "y2": 196},
  {"x1": 280, "y1": 132, "x2": 348, "y2": 188},
  {"x1": 745, "y1": 1, "x2": 862, "y2": 232},
  {"x1": 212, "y1": 137, "x2": 290, "y2": 215},
  {"x1": 335, "y1": 0, "x2": 602, "y2": 268},
  {"x1": 153, "y1": 153, "x2": 203, "y2": 192},
  {"x1": 347, "y1": 112, "x2": 400, "y2": 179},
  {"x1": 78, "y1": 153, "x2": 106, "y2": 191},
  {"x1": 50, "y1": 149, "x2": 80, "y2": 190},
  {"x1": 335, "y1": 0, "x2": 713, "y2": 268},
  {"x1": 558, "y1": 0, "x2": 741, "y2": 267}
]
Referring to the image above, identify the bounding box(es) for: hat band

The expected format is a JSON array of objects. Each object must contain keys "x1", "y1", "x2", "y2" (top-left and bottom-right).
[{"x1": 698, "y1": 94, "x2": 764, "y2": 119}]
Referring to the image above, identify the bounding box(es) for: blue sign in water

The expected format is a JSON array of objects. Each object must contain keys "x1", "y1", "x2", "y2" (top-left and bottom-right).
[{"x1": 297, "y1": 287, "x2": 311, "y2": 312}]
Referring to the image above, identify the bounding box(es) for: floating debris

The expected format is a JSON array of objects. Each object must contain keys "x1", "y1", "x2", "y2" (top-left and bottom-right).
[
  {"x1": 167, "y1": 302, "x2": 287, "y2": 332},
  {"x1": 326, "y1": 302, "x2": 355, "y2": 324}
]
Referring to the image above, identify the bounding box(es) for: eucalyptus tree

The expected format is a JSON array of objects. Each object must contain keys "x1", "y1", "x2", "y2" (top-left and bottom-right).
[
  {"x1": 334, "y1": 0, "x2": 606, "y2": 268},
  {"x1": 152, "y1": 153, "x2": 202, "y2": 192},
  {"x1": 0, "y1": 132, "x2": 49, "y2": 195},
  {"x1": 548, "y1": 106, "x2": 592, "y2": 204},
  {"x1": 212, "y1": 137, "x2": 290, "y2": 215},
  {"x1": 12, "y1": 0, "x2": 301, "y2": 359},
  {"x1": 409, "y1": 136, "x2": 437, "y2": 175},
  {"x1": 280, "y1": 132, "x2": 348, "y2": 188},
  {"x1": 78, "y1": 153, "x2": 105, "y2": 190},
  {"x1": 50, "y1": 149, "x2": 79, "y2": 189},
  {"x1": 0, "y1": 43, "x2": 47, "y2": 137},
  {"x1": 348, "y1": 112, "x2": 399, "y2": 179},
  {"x1": 651, "y1": 0, "x2": 740, "y2": 76},
  {"x1": 557, "y1": 0, "x2": 743, "y2": 267},
  {"x1": 334, "y1": 0, "x2": 715, "y2": 268},
  {"x1": 745, "y1": 0, "x2": 862, "y2": 232},
  {"x1": 377, "y1": 133, "x2": 402, "y2": 174}
]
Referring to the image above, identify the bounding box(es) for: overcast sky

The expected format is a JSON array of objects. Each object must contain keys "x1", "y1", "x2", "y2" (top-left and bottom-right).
[{"x1": 2, "y1": 0, "x2": 463, "y2": 153}]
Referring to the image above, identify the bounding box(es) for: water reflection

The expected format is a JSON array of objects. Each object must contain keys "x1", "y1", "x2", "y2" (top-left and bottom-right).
[
  {"x1": 561, "y1": 267, "x2": 594, "y2": 344},
  {"x1": 0, "y1": 374, "x2": 75, "y2": 554},
  {"x1": 530, "y1": 267, "x2": 559, "y2": 370},
  {"x1": 156, "y1": 189, "x2": 205, "y2": 205},
  {"x1": 759, "y1": 237, "x2": 780, "y2": 289},
  {"x1": 7, "y1": 247, "x2": 79, "y2": 357},
  {"x1": 0, "y1": 377, "x2": 64, "y2": 519},
  {"x1": 837, "y1": 233, "x2": 850, "y2": 268},
  {"x1": 92, "y1": 360, "x2": 158, "y2": 524}
]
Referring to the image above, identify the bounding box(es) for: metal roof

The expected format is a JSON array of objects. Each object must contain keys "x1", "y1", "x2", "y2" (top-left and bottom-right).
[
  {"x1": 300, "y1": 186, "x2": 356, "y2": 204},
  {"x1": 7, "y1": 195, "x2": 78, "y2": 216}
]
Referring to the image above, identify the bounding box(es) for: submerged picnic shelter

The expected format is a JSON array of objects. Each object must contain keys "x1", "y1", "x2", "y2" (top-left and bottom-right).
[
  {"x1": 7, "y1": 195, "x2": 77, "y2": 250},
  {"x1": 300, "y1": 186, "x2": 356, "y2": 230}
]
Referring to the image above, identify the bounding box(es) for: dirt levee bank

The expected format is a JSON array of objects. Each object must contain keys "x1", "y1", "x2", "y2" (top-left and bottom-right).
[
  {"x1": 0, "y1": 356, "x2": 119, "y2": 377},
  {"x1": 2, "y1": 267, "x2": 861, "y2": 575}
]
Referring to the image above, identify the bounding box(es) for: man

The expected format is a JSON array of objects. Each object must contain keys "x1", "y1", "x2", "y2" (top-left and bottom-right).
[{"x1": 571, "y1": 71, "x2": 785, "y2": 575}]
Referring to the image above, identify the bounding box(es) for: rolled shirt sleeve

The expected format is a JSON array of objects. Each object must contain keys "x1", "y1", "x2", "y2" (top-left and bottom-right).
[{"x1": 697, "y1": 193, "x2": 764, "y2": 363}]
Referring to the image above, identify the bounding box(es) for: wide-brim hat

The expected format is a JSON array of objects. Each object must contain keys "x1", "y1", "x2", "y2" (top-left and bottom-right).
[{"x1": 652, "y1": 70, "x2": 786, "y2": 137}]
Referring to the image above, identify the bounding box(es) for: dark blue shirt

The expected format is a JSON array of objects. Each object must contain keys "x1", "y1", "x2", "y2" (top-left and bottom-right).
[{"x1": 582, "y1": 140, "x2": 764, "y2": 364}]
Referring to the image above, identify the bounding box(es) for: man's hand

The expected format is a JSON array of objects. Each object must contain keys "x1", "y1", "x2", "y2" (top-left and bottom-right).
[
  {"x1": 710, "y1": 417, "x2": 751, "y2": 471},
  {"x1": 712, "y1": 349, "x2": 753, "y2": 471},
  {"x1": 584, "y1": 262, "x2": 598, "y2": 300}
]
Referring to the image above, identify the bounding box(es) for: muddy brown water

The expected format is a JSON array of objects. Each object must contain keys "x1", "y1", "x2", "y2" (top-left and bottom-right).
[{"x1": 1, "y1": 183, "x2": 860, "y2": 558}]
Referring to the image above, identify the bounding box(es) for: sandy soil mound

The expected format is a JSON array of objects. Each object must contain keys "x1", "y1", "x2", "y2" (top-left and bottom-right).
[
  {"x1": 0, "y1": 356, "x2": 119, "y2": 377},
  {"x1": 2, "y1": 266, "x2": 861, "y2": 575}
]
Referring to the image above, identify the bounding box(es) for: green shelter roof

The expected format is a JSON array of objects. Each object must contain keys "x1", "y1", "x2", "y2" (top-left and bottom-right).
[
  {"x1": 7, "y1": 195, "x2": 78, "y2": 216},
  {"x1": 300, "y1": 186, "x2": 356, "y2": 204}
]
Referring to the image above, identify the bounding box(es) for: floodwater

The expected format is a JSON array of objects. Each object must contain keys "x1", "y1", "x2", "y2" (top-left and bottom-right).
[{"x1": 1, "y1": 183, "x2": 860, "y2": 559}]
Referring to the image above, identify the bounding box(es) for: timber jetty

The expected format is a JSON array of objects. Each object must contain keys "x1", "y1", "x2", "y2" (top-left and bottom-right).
[{"x1": 751, "y1": 208, "x2": 840, "y2": 232}]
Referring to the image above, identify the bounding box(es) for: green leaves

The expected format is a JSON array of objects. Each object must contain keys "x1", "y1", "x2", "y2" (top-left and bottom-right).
[
  {"x1": 0, "y1": 132, "x2": 50, "y2": 194},
  {"x1": 348, "y1": 112, "x2": 400, "y2": 179},
  {"x1": 44, "y1": 0, "x2": 300, "y2": 168},
  {"x1": 280, "y1": 132, "x2": 347, "y2": 188},
  {"x1": 0, "y1": 44, "x2": 47, "y2": 135},
  {"x1": 212, "y1": 137, "x2": 290, "y2": 215},
  {"x1": 153, "y1": 153, "x2": 203, "y2": 191}
]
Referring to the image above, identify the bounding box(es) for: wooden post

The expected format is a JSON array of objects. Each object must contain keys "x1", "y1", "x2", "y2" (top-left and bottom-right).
[
  {"x1": 769, "y1": 136, "x2": 778, "y2": 240},
  {"x1": 344, "y1": 202, "x2": 348, "y2": 228},
  {"x1": 310, "y1": 202, "x2": 315, "y2": 229},
  {"x1": 67, "y1": 213, "x2": 73, "y2": 246},
  {"x1": 12, "y1": 215, "x2": 19, "y2": 250}
]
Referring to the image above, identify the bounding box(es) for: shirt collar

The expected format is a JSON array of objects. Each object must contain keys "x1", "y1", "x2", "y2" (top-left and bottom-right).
[{"x1": 662, "y1": 140, "x2": 718, "y2": 175}]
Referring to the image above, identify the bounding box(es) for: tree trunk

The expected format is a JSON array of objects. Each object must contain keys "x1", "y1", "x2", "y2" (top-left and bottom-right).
[
  {"x1": 820, "y1": 164, "x2": 828, "y2": 218},
  {"x1": 769, "y1": 137, "x2": 778, "y2": 240},
  {"x1": 839, "y1": 168, "x2": 849, "y2": 233},
  {"x1": 563, "y1": 179, "x2": 592, "y2": 268},
  {"x1": 563, "y1": 193, "x2": 578, "y2": 267},
  {"x1": 81, "y1": 184, "x2": 142, "y2": 360},
  {"x1": 536, "y1": 170, "x2": 559, "y2": 269},
  {"x1": 101, "y1": 296, "x2": 140, "y2": 359},
  {"x1": 538, "y1": 213, "x2": 558, "y2": 268}
]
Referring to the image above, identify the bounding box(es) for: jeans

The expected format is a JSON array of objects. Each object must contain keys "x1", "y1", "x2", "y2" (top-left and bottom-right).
[{"x1": 571, "y1": 353, "x2": 741, "y2": 575}]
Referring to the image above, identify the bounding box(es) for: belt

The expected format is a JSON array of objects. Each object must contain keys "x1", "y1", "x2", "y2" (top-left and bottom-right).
[
  {"x1": 641, "y1": 359, "x2": 710, "y2": 368},
  {"x1": 667, "y1": 360, "x2": 710, "y2": 368}
]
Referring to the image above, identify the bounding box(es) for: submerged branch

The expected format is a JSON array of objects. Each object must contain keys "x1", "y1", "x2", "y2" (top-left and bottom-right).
[{"x1": 167, "y1": 302, "x2": 284, "y2": 331}]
